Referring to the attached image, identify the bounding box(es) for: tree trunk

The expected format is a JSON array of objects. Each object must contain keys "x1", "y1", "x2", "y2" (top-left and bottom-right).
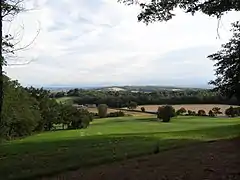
[{"x1": 0, "y1": 0, "x2": 3, "y2": 133}]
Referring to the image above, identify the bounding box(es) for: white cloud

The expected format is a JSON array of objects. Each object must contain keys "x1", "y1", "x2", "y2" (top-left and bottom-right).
[{"x1": 3, "y1": 0, "x2": 240, "y2": 87}]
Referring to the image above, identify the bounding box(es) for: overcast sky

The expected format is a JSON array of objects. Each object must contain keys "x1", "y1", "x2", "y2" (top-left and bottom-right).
[{"x1": 3, "y1": 0, "x2": 240, "y2": 87}]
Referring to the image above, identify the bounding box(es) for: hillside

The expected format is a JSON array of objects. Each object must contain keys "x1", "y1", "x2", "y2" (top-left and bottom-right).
[{"x1": 45, "y1": 85, "x2": 207, "y2": 93}]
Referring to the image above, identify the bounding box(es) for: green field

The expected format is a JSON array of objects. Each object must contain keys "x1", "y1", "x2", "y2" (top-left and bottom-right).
[
  {"x1": 1, "y1": 116, "x2": 240, "y2": 180},
  {"x1": 55, "y1": 97, "x2": 75, "y2": 104}
]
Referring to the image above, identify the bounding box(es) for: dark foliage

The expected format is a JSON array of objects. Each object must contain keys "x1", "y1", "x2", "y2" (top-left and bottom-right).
[
  {"x1": 119, "y1": 0, "x2": 240, "y2": 24},
  {"x1": 70, "y1": 89, "x2": 238, "y2": 108},
  {"x1": 157, "y1": 105, "x2": 176, "y2": 122},
  {"x1": 0, "y1": 77, "x2": 93, "y2": 140},
  {"x1": 97, "y1": 104, "x2": 108, "y2": 118},
  {"x1": 141, "y1": 107, "x2": 146, "y2": 112},
  {"x1": 225, "y1": 106, "x2": 240, "y2": 117},
  {"x1": 208, "y1": 22, "x2": 240, "y2": 103},
  {"x1": 107, "y1": 111, "x2": 125, "y2": 117},
  {"x1": 128, "y1": 101, "x2": 138, "y2": 109},
  {"x1": 208, "y1": 110, "x2": 215, "y2": 117},
  {"x1": 198, "y1": 110, "x2": 207, "y2": 116},
  {"x1": 176, "y1": 107, "x2": 187, "y2": 115}
]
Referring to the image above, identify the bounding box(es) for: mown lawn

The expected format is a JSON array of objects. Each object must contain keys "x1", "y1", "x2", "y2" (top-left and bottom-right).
[{"x1": 0, "y1": 116, "x2": 240, "y2": 180}]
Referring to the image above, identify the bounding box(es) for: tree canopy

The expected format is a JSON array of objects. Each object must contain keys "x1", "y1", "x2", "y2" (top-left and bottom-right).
[
  {"x1": 119, "y1": 0, "x2": 240, "y2": 24},
  {"x1": 208, "y1": 21, "x2": 240, "y2": 102}
]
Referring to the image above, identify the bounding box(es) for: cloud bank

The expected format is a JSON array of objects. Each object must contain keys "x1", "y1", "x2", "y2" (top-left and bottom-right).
[{"x1": 3, "y1": 0, "x2": 240, "y2": 87}]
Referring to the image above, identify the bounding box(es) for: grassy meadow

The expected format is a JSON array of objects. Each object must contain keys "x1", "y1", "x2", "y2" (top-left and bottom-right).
[{"x1": 0, "y1": 116, "x2": 240, "y2": 179}]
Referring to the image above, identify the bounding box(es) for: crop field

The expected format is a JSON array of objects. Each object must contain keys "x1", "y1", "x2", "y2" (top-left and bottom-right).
[
  {"x1": 0, "y1": 116, "x2": 240, "y2": 180},
  {"x1": 137, "y1": 104, "x2": 238, "y2": 115},
  {"x1": 87, "y1": 107, "x2": 152, "y2": 116}
]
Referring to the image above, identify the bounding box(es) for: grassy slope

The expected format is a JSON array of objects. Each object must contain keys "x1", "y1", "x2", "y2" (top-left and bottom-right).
[
  {"x1": 55, "y1": 97, "x2": 76, "y2": 104},
  {"x1": 0, "y1": 116, "x2": 240, "y2": 179}
]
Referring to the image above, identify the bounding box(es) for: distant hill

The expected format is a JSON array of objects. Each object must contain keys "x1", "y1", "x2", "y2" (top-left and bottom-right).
[
  {"x1": 44, "y1": 85, "x2": 208, "y2": 93},
  {"x1": 93, "y1": 85, "x2": 206, "y2": 92}
]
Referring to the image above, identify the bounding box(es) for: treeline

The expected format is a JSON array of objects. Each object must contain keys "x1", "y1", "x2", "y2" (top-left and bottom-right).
[
  {"x1": 0, "y1": 77, "x2": 93, "y2": 140},
  {"x1": 52, "y1": 88, "x2": 239, "y2": 108}
]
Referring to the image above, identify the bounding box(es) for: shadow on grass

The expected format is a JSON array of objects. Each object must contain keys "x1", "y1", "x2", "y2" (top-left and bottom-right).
[{"x1": 0, "y1": 125, "x2": 240, "y2": 180}]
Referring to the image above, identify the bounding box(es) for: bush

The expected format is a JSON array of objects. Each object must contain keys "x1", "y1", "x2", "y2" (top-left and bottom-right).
[
  {"x1": 225, "y1": 106, "x2": 240, "y2": 117},
  {"x1": 157, "y1": 105, "x2": 175, "y2": 122},
  {"x1": 128, "y1": 101, "x2": 138, "y2": 110},
  {"x1": 197, "y1": 109, "x2": 206, "y2": 116},
  {"x1": 1, "y1": 76, "x2": 41, "y2": 139},
  {"x1": 107, "y1": 111, "x2": 125, "y2": 117},
  {"x1": 141, "y1": 107, "x2": 145, "y2": 112},
  {"x1": 208, "y1": 110, "x2": 215, "y2": 117},
  {"x1": 212, "y1": 107, "x2": 222, "y2": 116},
  {"x1": 186, "y1": 110, "x2": 196, "y2": 116},
  {"x1": 97, "y1": 104, "x2": 108, "y2": 118},
  {"x1": 176, "y1": 107, "x2": 187, "y2": 115}
]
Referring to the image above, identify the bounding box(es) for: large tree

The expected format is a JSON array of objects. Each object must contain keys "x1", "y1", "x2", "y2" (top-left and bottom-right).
[
  {"x1": 208, "y1": 21, "x2": 240, "y2": 102},
  {"x1": 1, "y1": 0, "x2": 23, "y2": 132}
]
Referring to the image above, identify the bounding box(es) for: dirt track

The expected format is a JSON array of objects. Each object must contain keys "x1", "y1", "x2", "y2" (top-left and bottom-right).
[{"x1": 44, "y1": 138, "x2": 240, "y2": 180}]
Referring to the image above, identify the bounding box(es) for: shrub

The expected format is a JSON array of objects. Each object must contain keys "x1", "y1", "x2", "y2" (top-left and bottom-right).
[
  {"x1": 107, "y1": 111, "x2": 125, "y2": 117},
  {"x1": 187, "y1": 110, "x2": 196, "y2": 116},
  {"x1": 198, "y1": 110, "x2": 206, "y2": 116},
  {"x1": 192, "y1": 111, "x2": 197, "y2": 116},
  {"x1": 157, "y1": 105, "x2": 175, "y2": 122},
  {"x1": 225, "y1": 106, "x2": 239, "y2": 117},
  {"x1": 97, "y1": 104, "x2": 108, "y2": 118},
  {"x1": 141, "y1": 107, "x2": 145, "y2": 112},
  {"x1": 128, "y1": 101, "x2": 138, "y2": 110},
  {"x1": 176, "y1": 107, "x2": 187, "y2": 115},
  {"x1": 212, "y1": 107, "x2": 222, "y2": 116},
  {"x1": 208, "y1": 110, "x2": 215, "y2": 117}
]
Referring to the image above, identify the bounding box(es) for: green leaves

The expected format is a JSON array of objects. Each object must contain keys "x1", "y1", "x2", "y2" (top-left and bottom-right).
[
  {"x1": 209, "y1": 21, "x2": 240, "y2": 103},
  {"x1": 119, "y1": 0, "x2": 240, "y2": 24}
]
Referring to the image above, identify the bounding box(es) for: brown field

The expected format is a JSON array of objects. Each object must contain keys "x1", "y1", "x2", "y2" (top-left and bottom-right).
[
  {"x1": 137, "y1": 104, "x2": 238, "y2": 114},
  {"x1": 87, "y1": 108, "x2": 152, "y2": 116}
]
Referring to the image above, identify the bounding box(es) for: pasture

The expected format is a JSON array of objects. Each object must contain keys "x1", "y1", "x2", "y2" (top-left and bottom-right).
[{"x1": 0, "y1": 116, "x2": 240, "y2": 180}]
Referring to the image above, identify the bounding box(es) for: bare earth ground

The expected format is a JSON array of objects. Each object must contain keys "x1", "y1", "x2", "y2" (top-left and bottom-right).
[
  {"x1": 137, "y1": 104, "x2": 238, "y2": 114},
  {"x1": 44, "y1": 138, "x2": 240, "y2": 180}
]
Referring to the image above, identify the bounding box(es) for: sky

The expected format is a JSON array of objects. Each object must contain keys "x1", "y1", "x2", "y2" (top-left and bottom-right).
[{"x1": 3, "y1": 0, "x2": 240, "y2": 88}]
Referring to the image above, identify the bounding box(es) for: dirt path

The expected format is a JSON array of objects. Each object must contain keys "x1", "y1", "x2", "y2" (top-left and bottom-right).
[{"x1": 43, "y1": 138, "x2": 240, "y2": 180}]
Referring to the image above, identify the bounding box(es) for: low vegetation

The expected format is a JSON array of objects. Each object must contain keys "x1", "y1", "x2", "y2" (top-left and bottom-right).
[
  {"x1": 0, "y1": 116, "x2": 240, "y2": 180},
  {"x1": 0, "y1": 76, "x2": 93, "y2": 140},
  {"x1": 53, "y1": 88, "x2": 239, "y2": 109}
]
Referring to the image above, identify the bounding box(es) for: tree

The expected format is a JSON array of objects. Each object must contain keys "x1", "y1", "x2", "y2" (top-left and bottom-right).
[
  {"x1": 1, "y1": 76, "x2": 41, "y2": 139},
  {"x1": 212, "y1": 107, "x2": 222, "y2": 116},
  {"x1": 208, "y1": 110, "x2": 215, "y2": 117},
  {"x1": 225, "y1": 106, "x2": 240, "y2": 117},
  {"x1": 1, "y1": 1, "x2": 40, "y2": 129},
  {"x1": 141, "y1": 106, "x2": 145, "y2": 112},
  {"x1": 208, "y1": 22, "x2": 240, "y2": 103},
  {"x1": 97, "y1": 104, "x2": 108, "y2": 118},
  {"x1": 198, "y1": 109, "x2": 206, "y2": 116},
  {"x1": 176, "y1": 107, "x2": 187, "y2": 115},
  {"x1": 118, "y1": 0, "x2": 240, "y2": 24},
  {"x1": 157, "y1": 105, "x2": 175, "y2": 122},
  {"x1": 1, "y1": 0, "x2": 27, "y2": 130},
  {"x1": 128, "y1": 101, "x2": 137, "y2": 109}
]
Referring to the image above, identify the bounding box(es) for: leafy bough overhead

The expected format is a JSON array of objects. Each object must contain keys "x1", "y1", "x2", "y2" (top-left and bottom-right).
[
  {"x1": 208, "y1": 21, "x2": 240, "y2": 102},
  {"x1": 118, "y1": 0, "x2": 240, "y2": 24}
]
